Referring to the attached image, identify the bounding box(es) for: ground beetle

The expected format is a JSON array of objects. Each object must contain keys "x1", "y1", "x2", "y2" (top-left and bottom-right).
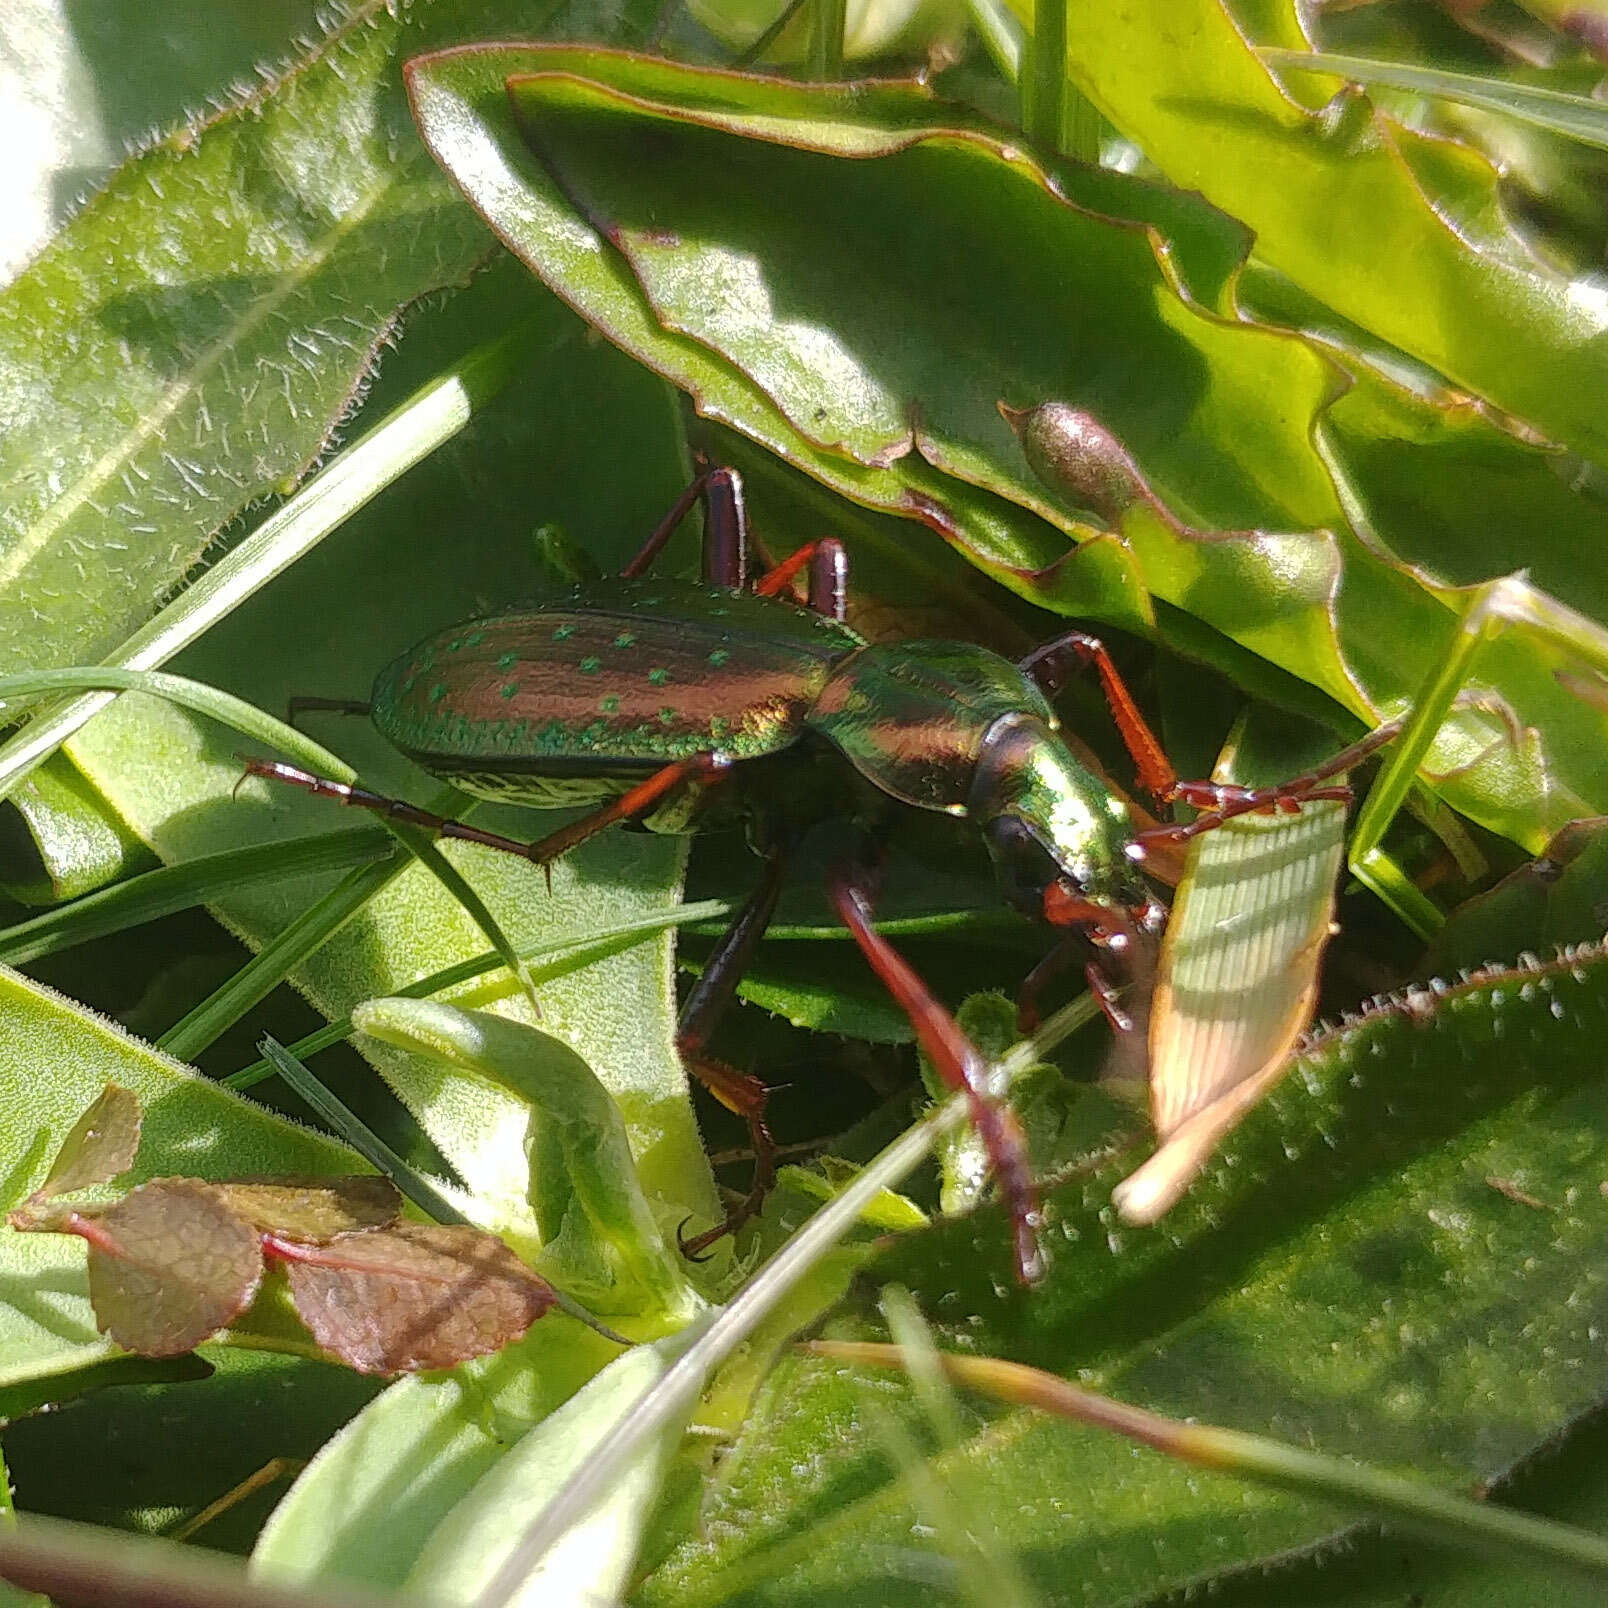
[{"x1": 251, "y1": 470, "x2": 1388, "y2": 1282}]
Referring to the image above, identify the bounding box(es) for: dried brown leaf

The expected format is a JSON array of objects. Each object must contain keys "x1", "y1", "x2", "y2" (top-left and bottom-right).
[
  {"x1": 209, "y1": 1175, "x2": 403, "y2": 1242},
  {"x1": 36, "y1": 1083, "x2": 141, "y2": 1199},
  {"x1": 85, "y1": 1179, "x2": 264, "y2": 1357},
  {"x1": 281, "y1": 1222, "x2": 554, "y2": 1375}
]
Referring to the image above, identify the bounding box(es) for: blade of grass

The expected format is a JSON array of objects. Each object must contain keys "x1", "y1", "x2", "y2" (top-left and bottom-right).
[
  {"x1": 803, "y1": 1344, "x2": 1608, "y2": 1582},
  {"x1": 0, "y1": 827, "x2": 393, "y2": 966},
  {"x1": 1258, "y1": 47, "x2": 1608, "y2": 152},
  {"x1": 221, "y1": 899, "x2": 733, "y2": 1092},
  {"x1": 0, "y1": 320, "x2": 551, "y2": 807},
  {"x1": 808, "y1": 0, "x2": 847, "y2": 80},
  {"x1": 256, "y1": 1034, "x2": 467, "y2": 1228},
  {"x1": 1350, "y1": 576, "x2": 1608, "y2": 928},
  {"x1": 159, "y1": 856, "x2": 411, "y2": 1062},
  {"x1": 964, "y1": 0, "x2": 1024, "y2": 84}
]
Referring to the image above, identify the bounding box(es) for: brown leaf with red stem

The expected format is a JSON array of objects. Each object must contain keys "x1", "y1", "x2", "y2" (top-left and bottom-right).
[
  {"x1": 275, "y1": 1222, "x2": 555, "y2": 1375},
  {"x1": 82, "y1": 1179, "x2": 264, "y2": 1357}
]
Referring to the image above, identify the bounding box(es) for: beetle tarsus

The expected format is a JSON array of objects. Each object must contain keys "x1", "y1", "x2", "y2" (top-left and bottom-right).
[{"x1": 675, "y1": 1216, "x2": 718, "y2": 1263}]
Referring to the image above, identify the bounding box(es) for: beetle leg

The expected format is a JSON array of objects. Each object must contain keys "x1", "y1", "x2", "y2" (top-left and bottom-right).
[
  {"x1": 830, "y1": 871, "x2": 1044, "y2": 1285},
  {"x1": 1015, "y1": 937, "x2": 1081, "y2": 1033},
  {"x1": 1134, "y1": 718, "x2": 1404, "y2": 848},
  {"x1": 753, "y1": 538, "x2": 849, "y2": 622},
  {"x1": 1018, "y1": 631, "x2": 1175, "y2": 802},
  {"x1": 620, "y1": 467, "x2": 750, "y2": 589},
  {"x1": 241, "y1": 752, "x2": 731, "y2": 871},
  {"x1": 675, "y1": 852, "x2": 789, "y2": 1259}
]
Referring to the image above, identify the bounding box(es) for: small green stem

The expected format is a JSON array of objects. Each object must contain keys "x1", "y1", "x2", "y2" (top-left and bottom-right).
[
  {"x1": 805, "y1": 1344, "x2": 1608, "y2": 1582},
  {"x1": 808, "y1": 0, "x2": 847, "y2": 79},
  {"x1": 1062, "y1": 87, "x2": 1101, "y2": 164},
  {"x1": 1022, "y1": 0, "x2": 1067, "y2": 152}
]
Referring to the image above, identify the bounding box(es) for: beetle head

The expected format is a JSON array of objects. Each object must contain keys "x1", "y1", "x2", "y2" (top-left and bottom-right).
[{"x1": 973, "y1": 713, "x2": 1162, "y2": 939}]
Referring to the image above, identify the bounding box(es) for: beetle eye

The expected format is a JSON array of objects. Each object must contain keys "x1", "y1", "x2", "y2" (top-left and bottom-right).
[{"x1": 984, "y1": 815, "x2": 1061, "y2": 915}]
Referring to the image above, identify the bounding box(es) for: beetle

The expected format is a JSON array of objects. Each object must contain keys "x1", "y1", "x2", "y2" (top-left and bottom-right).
[{"x1": 250, "y1": 469, "x2": 1387, "y2": 1282}]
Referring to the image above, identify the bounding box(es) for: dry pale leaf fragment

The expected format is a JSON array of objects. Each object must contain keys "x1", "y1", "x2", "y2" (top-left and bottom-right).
[
  {"x1": 209, "y1": 1175, "x2": 403, "y2": 1241},
  {"x1": 34, "y1": 1082, "x2": 142, "y2": 1200}
]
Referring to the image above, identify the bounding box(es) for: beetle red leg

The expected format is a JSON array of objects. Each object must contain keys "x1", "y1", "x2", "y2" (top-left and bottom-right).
[
  {"x1": 1018, "y1": 631, "x2": 1176, "y2": 802},
  {"x1": 830, "y1": 871, "x2": 1044, "y2": 1285},
  {"x1": 621, "y1": 467, "x2": 750, "y2": 589},
  {"x1": 754, "y1": 538, "x2": 849, "y2": 622},
  {"x1": 1134, "y1": 719, "x2": 1403, "y2": 848},
  {"x1": 241, "y1": 753, "x2": 731, "y2": 873},
  {"x1": 675, "y1": 853, "x2": 788, "y2": 1259}
]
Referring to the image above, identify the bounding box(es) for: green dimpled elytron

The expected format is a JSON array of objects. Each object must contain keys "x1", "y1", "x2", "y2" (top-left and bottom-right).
[{"x1": 258, "y1": 468, "x2": 1353, "y2": 1285}]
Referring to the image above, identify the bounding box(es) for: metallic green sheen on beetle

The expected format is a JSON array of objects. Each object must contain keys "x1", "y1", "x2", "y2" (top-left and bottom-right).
[{"x1": 371, "y1": 575, "x2": 1145, "y2": 905}]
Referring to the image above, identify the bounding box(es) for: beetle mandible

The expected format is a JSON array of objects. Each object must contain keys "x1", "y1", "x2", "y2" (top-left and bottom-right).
[{"x1": 250, "y1": 469, "x2": 1388, "y2": 1282}]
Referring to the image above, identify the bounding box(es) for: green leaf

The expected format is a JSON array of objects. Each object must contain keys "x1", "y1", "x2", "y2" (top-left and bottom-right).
[
  {"x1": 250, "y1": 1321, "x2": 622, "y2": 1590},
  {"x1": 0, "y1": 756, "x2": 150, "y2": 906},
  {"x1": 640, "y1": 940, "x2": 1608, "y2": 1606},
  {"x1": 1043, "y1": 0, "x2": 1608, "y2": 466},
  {"x1": 352, "y1": 998, "x2": 698, "y2": 1325},
  {"x1": 0, "y1": 1, "x2": 500, "y2": 678},
  {"x1": 404, "y1": 1337, "x2": 679, "y2": 1606}
]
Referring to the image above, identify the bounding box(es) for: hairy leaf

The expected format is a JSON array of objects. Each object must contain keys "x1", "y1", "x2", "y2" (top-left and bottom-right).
[{"x1": 641, "y1": 942, "x2": 1608, "y2": 1605}]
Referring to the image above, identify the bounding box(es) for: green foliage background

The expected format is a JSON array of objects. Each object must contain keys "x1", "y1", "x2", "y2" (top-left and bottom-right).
[{"x1": 5, "y1": 0, "x2": 1608, "y2": 1604}]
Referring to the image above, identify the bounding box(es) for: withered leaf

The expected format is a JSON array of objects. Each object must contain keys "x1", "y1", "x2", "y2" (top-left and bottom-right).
[
  {"x1": 281, "y1": 1223, "x2": 555, "y2": 1375},
  {"x1": 86, "y1": 1179, "x2": 264, "y2": 1357},
  {"x1": 209, "y1": 1175, "x2": 403, "y2": 1242},
  {"x1": 35, "y1": 1083, "x2": 141, "y2": 1200}
]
